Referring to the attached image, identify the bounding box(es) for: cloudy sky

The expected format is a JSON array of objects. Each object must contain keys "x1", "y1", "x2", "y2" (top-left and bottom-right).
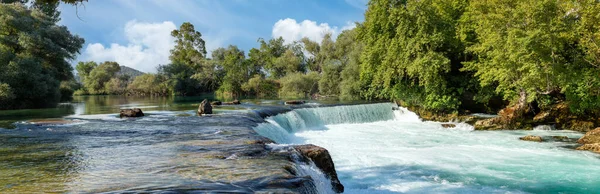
[{"x1": 58, "y1": 0, "x2": 367, "y2": 73}]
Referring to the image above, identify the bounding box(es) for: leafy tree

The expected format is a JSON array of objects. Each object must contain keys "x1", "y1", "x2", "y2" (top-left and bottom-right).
[
  {"x1": 241, "y1": 75, "x2": 279, "y2": 98},
  {"x1": 337, "y1": 29, "x2": 364, "y2": 100},
  {"x1": 279, "y1": 72, "x2": 320, "y2": 98},
  {"x1": 127, "y1": 74, "x2": 171, "y2": 96},
  {"x1": 83, "y1": 61, "x2": 120, "y2": 94},
  {"x1": 170, "y1": 22, "x2": 207, "y2": 65},
  {"x1": 0, "y1": 3, "x2": 83, "y2": 109},
  {"x1": 215, "y1": 45, "x2": 249, "y2": 98},
  {"x1": 318, "y1": 60, "x2": 342, "y2": 96},
  {"x1": 359, "y1": 0, "x2": 471, "y2": 111}
]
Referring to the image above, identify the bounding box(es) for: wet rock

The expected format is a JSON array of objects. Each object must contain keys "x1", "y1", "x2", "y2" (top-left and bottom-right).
[
  {"x1": 223, "y1": 100, "x2": 241, "y2": 105},
  {"x1": 441, "y1": 124, "x2": 456, "y2": 128},
  {"x1": 294, "y1": 144, "x2": 344, "y2": 193},
  {"x1": 29, "y1": 119, "x2": 79, "y2": 126},
  {"x1": 198, "y1": 99, "x2": 213, "y2": 115},
  {"x1": 551, "y1": 136, "x2": 570, "y2": 141},
  {"x1": 519, "y1": 135, "x2": 543, "y2": 142},
  {"x1": 576, "y1": 143, "x2": 600, "y2": 153},
  {"x1": 211, "y1": 101, "x2": 222, "y2": 106},
  {"x1": 285, "y1": 100, "x2": 306, "y2": 105},
  {"x1": 577, "y1": 128, "x2": 600, "y2": 144},
  {"x1": 120, "y1": 108, "x2": 144, "y2": 118}
]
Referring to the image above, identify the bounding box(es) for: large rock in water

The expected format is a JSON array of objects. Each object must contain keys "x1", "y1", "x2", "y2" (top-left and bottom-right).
[
  {"x1": 577, "y1": 127, "x2": 600, "y2": 144},
  {"x1": 285, "y1": 100, "x2": 306, "y2": 105},
  {"x1": 120, "y1": 108, "x2": 144, "y2": 118},
  {"x1": 519, "y1": 135, "x2": 543, "y2": 142},
  {"x1": 293, "y1": 144, "x2": 344, "y2": 193},
  {"x1": 198, "y1": 99, "x2": 213, "y2": 115},
  {"x1": 576, "y1": 143, "x2": 600, "y2": 153}
]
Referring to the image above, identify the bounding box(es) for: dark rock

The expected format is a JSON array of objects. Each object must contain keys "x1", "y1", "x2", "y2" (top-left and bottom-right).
[
  {"x1": 577, "y1": 128, "x2": 600, "y2": 144},
  {"x1": 211, "y1": 101, "x2": 222, "y2": 106},
  {"x1": 223, "y1": 100, "x2": 241, "y2": 105},
  {"x1": 551, "y1": 136, "x2": 570, "y2": 141},
  {"x1": 285, "y1": 100, "x2": 306, "y2": 105},
  {"x1": 576, "y1": 143, "x2": 600, "y2": 153},
  {"x1": 519, "y1": 135, "x2": 543, "y2": 142},
  {"x1": 198, "y1": 99, "x2": 213, "y2": 115},
  {"x1": 294, "y1": 144, "x2": 344, "y2": 193},
  {"x1": 441, "y1": 124, "x2": 456, "y2": 128},
  {"x1": 120, "y1": 108, "x2": 144, "y2": 118}
]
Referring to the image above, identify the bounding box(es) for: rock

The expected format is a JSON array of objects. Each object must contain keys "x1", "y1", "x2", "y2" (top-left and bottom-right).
[
  {"x1": 576, "y1": 143, "x2": 600, "y2": 153},
  {"x1": 285, "y1": 100, "x2": 306, "y2": 105},
  {"x1": 474, "y1": 118, "x2": 503, "y2": 130},
  {"x1": 294, "y1": 144, "x2": 344, "y2": 193},
  {"x1": 551, "y1": 136, "x2": 570, "y2": 141},
  {"x1": 441, "y1": 124, "x2": 456, "y2": 128},
  {"x1": 223, "y1": 100, "x2": 241, "y2": 105},
  {"x1": 198, "y1": 99, "x2": 213, "y2": 115},
  {"x1": 211, "y1": 101, "x2": 222, "y2": 106},
  {"x1": 519, "y1": 135, "x2": 543, "y2": 142},
  {"x1": 577, "y1": 127, "x2": 600, "y2": 144},
  {"x1": 120, "y1": 108, "x2": 144, "y2": 118}
]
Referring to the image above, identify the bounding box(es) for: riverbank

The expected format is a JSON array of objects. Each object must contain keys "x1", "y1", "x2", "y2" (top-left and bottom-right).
[{"x1": 398, "y1": 101, "x2": 600, "y2": 133}]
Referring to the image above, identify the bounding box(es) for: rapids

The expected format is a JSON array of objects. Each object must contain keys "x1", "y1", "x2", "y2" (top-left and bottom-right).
[{"x1": 253, "y1": 103, "x2": 600, "y2": 193}]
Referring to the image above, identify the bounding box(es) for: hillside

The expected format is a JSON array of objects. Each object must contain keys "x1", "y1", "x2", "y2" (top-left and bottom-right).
[{"x1": 117, "y1": 66, "x2": 145, "y2": 78}]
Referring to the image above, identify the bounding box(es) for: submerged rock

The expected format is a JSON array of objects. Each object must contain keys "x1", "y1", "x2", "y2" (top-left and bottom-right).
[
  {"x1": 198, "y1": 99, "x2": 213, "y2": 115},
  {"x1": 577, "y1": 128, "x2": 600, "y2": 144},
  {"x1": 294, "y1": 144, "x2": 344, "y2": 193},
  {"x1": 551, "y1": 136, "x2": 570, "y2": 141},
  {"x1": 576, "y1": 143, "x2": 600, "y2": 153},
  {"x1": 519, "y1": 135, "x2": 543, "y2": 142},
  {"x1": 285, "y1": 100, "x2": 306, "y2": 105},
  {"x1": 223, "y1": 100, "x2": 241, "y2": 105},
  {"x1": 211, "y1": 101, "x2": 222, "y2": 106},
  {"x1": 441, "y1": 124, "x2": 456, "y2": 128},
  {"x1": 120, "y1": 108, "x2": 144, "y2": 118}
]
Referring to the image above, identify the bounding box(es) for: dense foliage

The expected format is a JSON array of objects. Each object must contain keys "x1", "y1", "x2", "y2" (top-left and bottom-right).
[{"x1": 0, "y1": 2, "x2": 83, "y2": 109}]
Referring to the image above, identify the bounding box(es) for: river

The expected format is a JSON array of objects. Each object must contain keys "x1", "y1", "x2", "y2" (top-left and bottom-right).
[{"x1": 1, "y1": 96, "x2": 599, "y2": 193}]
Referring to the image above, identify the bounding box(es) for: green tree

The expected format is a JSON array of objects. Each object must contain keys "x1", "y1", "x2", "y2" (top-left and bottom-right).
[
  {"x1": 215, "y1": 45, "x2": 249, "y2": 98},
  {"x1": 241, "y1": 75, "x2": 279, "y2": 98},
  {"x1": 0, "y1": 3, "x2": 83, "y2": 109},
  {"x1": 84, "y1": 61, "x2": 120, "y2": 94},
  {"x1": 170, "y1": 22, "x2": 207, "y2": 65},
  {"x1": 279, "y1": 72, "x2": 320, "y2": 98},
  {"x1": 359, "y1": 0, "x2": 470, "y2": 111}
]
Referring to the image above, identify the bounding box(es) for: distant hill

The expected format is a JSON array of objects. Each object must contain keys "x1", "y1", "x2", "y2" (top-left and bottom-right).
[{"x1": 117, "y1": 66, "x2": 145, "y2": 79}]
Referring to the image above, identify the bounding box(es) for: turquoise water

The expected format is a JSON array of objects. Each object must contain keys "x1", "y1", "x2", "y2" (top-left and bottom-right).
[{"x1": 254, "y1": 103, "x2": 600, "y2": 193}]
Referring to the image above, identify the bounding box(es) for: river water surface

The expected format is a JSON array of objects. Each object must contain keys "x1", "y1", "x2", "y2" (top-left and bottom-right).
[{"x1": 1, "y1": 96, "x2": 599, "y2": 193}]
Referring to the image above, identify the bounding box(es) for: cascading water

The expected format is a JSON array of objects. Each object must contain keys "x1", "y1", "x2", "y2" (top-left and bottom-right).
[{"x1": 253, "y1": 103, "x2": 600, "y2": 193}]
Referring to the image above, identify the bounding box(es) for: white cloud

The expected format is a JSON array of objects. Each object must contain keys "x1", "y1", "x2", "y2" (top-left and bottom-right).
[
  {"x1": 272, "y1": 18, "x2": 357, "y2": 44},
  {"x1": 83, "y1": 20, "x2": 177, "y2": 73}
]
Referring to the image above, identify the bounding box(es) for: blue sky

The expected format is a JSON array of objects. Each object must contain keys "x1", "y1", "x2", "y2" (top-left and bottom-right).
[{"x1": 58, "y1": 0, "x2": 367, "y2": 73}]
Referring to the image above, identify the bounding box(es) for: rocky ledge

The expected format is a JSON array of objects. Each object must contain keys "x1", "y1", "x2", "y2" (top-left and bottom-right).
[
  {"x1": 293, "y1": 144, "x2": 344, "y2": 193},
  {"x1": 576, "y1": 128, "x2": 600, "y2": 153}
]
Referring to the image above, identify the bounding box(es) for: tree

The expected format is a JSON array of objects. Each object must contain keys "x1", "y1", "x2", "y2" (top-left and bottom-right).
[
  {"x1": 279, "y1": 72, "x2": 320, "y2": 98},
  {"x1": 0, "y1": 3, "x2": 83, "y2": 109},
  {"x1": 337, "y1": 28, "x2": 364, "y2": 100},
  {"x1": 170, "y1": 22, "x2": 207, "y2": 65},
  {"x1": 216, "y1": 45, "x2": 248, "y2": 98},
  {"x1": 84, "y1": 61, "x2": 120, "y2": 94},
  {"x1": 241, "y1": 75, "x2": 279, "y2": 98},
  {"x1": 463, "y1": 0, "x2": 574, "y2": 106},
  {"x1": 359, "y1": 0, "x2": 468, "y2": 111}
]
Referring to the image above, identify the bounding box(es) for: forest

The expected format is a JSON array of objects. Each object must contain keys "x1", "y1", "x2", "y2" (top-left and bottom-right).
[{"x1": 1, "y1": 0, "x2": 600, "y2": 119}]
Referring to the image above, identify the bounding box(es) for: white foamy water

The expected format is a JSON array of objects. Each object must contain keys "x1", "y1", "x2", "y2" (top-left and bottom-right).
[{"x1": 253, "y1": 103, "x2": 600, "y2": 193}]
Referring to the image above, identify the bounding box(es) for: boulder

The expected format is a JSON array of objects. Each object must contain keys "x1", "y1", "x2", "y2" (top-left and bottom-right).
[
  {"x1": 441, "y1": 124, "x2": 456, "y2": 128},
  {"x1": 577, "y1": 127, "x2": 600, "y2": 144},
  {"x1": 211, "y1": 101, "x2": 222, "y2": 106},
  {"x1": 198, "y1": 99, "x2": 213, "y2": 115},
  {"x1": 551, "y1": 136, "x2": 570, "y2": 141},
  {"x1": 285, "y1": 100, "x2": 306, "y2": 105},
  {"x1": 576, "y1": 143, "x2": 600, "y2": 153},
  {"x1": 120, "y1": 108, "x2": 144, "y2": 118},
  {"x1": 519, "y1": 135, "x2": 543, "y2": 142},
  {"x1": 294, "y1": 144, "x2": 344, "y2": 193}
]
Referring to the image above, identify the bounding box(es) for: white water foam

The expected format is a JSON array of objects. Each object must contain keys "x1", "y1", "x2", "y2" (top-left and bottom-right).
[{"x1": 254, "y1": 103, "x2": 600, "y2": 193}]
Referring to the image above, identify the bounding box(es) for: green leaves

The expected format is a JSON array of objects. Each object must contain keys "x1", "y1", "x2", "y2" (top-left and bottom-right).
[{"x1": 0, "y1": 3, "x2": 82, "y2": 109}]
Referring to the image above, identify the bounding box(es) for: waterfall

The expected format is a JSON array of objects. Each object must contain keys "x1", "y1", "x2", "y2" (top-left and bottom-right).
[{"x1": 253, "y1": 103, "x2": 421, "y2": 144}]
